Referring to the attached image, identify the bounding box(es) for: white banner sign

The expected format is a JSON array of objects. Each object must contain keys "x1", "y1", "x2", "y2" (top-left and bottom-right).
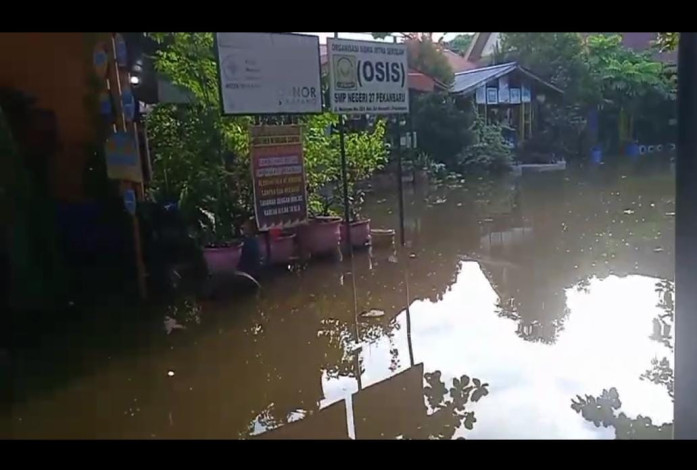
[
  {"x1": 215, "y1": 33, "x2": 322, "y2": 115},
  {"x1": 475, "y1": 86, "x2": 486, "y2": 104},
  {"x1": 509, "y1": 88, "x2": 521, "y2": 104},
  {"x1": 521, "y1": 84, "x2": 531, "y2": 103},
  {"x1": 498, "y1": 76, "x2": 510, "y2": 104},
  {"x1": 327, "y1": 38, "x2": 409, "y2": 115}
]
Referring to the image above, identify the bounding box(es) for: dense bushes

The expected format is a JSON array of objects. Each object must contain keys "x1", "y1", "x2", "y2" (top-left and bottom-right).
[
  {"x1": 456, "y1": 114, "x2": 514, "y2": 173},
  {"x1": 411, "y1": 92, "x2": 473, "y2": 169}
]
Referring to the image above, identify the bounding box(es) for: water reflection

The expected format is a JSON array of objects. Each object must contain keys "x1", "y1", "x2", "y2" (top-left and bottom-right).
[{"x1": 4, "y1": 163, "x2": 674, "y2": 439}]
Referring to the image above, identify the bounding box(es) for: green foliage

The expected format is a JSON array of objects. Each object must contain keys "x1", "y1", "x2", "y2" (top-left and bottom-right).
[
  {"x1": 447, "y1": 34, "x2": 474, "y2": 56},
  {"x1": 370, "y1": 32, "x2": 454, "y2": 85},
  {"x1": 405, "y1": 39, "x2": 454, "y2": 85},
  {"x1": 586, "y1": 34, "x2": 675, "y2": 108},
  {"x1": 500, "y1": 33, "x2": 596, "y2": 103},
  {"x1": 146, "y1": 32, "x2": 389, "y2": 233},
  {"x1": 500, "y1": 33, "x2": 676, "y2": 154},
  {"x1": 145, "y1": 33, "x2": 253, "y2": 245},
  {"x1": 456, "y1": 113, "x2": 513, "y2": 173},
  {"x1": 301, "y1": 113, "x2": 387, "y2": 219},
  {"x1": 656, "y1": 32, "x2": 678, "y2": 52},
  {"x1": 412, "y1": 92, "x2": 473, "y2": 168}
]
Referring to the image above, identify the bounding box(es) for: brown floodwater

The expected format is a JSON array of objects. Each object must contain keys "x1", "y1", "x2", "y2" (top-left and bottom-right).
[{"x1": 3, "y1": 161, "x2": 675, "y2": 439}]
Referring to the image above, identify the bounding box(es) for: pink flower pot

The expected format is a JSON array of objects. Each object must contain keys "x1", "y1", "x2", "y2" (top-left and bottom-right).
[
  {"x1": 257, "y1": 233, "x2": 298, "y2": 265},
  {"x1": 203, "y1": 243, "x2": 242, "y2": 274},
  {"x1": 340, "y1": 219, "x2": 371, "y2": 248},
  {"x1": 297, "y1": 217, "x2": 342, "y2": 258}
]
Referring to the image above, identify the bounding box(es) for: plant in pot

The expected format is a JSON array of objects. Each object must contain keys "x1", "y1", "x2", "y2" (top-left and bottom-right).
[
  {"x1": 296, "y1": 113, "x2": 343, "y2": 259},
  {"x1": 338, "y1": 118, "x2": 389, "y2": 249},
  {"x1": 145, "y1": 33, "x2": 258, "y2": 276}
]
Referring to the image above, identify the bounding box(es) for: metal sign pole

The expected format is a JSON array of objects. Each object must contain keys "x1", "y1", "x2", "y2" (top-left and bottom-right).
[
  {"x1": 335, "y1": 32, "x2": 353, "y2": 252},
  {"x1": 396, "y1": 117, "x2": 406, "y2": 247},
  {"x1": 395, "y1": 36, "x2": 406, "y2": 248}
]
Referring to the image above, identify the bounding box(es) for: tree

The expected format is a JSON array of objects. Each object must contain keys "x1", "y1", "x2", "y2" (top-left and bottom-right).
[
  {"x1": 500, "y1": 33, "x2": 597, "y2": 104},
  {"x1": 371, "y1": 32, "x2": 455, "y2": 85},
  {"x1": 585, "y1": 34, "x2": 676, "y2": 146},
  {"x1": 500, "y1": 33, "x2": 676, "y2": 154},
  {"x1": 411, "y1": 92, "x2": 473, "y2": 168},
  {"x1": 500, "y1": 33, "x2": 595, "y2": 157},
  {"x1": 145, "y1": 33, "x2": 252, "y2": 244},
  {"x1": 447, "y1": 34, "x2": 474, "y2": 56},
  {"x1": 656, "y1": 32, "x2": 678, "y2": 52},
  {"x1": 301, "y1": 113, "x2": 388, "y2": 219}
]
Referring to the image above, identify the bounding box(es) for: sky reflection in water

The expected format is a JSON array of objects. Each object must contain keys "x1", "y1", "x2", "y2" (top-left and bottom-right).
[{"x1": 6, "y1": 164, "x2": 675, "y2": 439}]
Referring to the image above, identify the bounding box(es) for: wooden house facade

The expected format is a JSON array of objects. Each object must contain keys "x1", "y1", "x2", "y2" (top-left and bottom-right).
[{"x1": 450, "y1": 62, "x2": 564, "y2": 145}]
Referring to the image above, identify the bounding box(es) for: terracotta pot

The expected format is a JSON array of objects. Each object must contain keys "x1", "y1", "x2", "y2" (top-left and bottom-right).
[
  {"x1": 340, "y1": 219, "x2": 371, "y2": 248},
  {"x1": 297, "y1": 217, "x2": 342, "y2": 258},
  {"x1": 257, "y1": 233, "x2": 298, "y2": 265},
  {"x1": 203, "y1": 243, "x2": 242, "y2": 274}
]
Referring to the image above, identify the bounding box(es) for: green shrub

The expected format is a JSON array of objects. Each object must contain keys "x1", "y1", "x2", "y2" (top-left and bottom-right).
[{"x1": 456, "y1": 115, "x2": 513, "y2": 173}]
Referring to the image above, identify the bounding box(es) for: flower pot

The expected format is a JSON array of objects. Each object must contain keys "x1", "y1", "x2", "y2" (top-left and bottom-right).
[
  {"x1": 203, "y1": 243, "x2": 242, "y2": 275},
  {"x1": 297, "y1": 217, "x2": 342, "y2": 258},
  {"x1": 340, "y1": 219, "x2": 371, "y2": 248},
  {"x1": 257, "y1": 233, "x2": 298, "y2": 265}
]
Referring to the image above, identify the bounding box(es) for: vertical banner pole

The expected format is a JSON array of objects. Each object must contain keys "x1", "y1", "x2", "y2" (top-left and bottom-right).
[
  {"x1": 396, "y1": 116, "x2": 406, "y2": 247},
  {"x1": 335, "y1": 32, "x2": 353, "y2": 253},
  {"x1": 395, "y1": 37, "x2": 406, "y2": 248}
]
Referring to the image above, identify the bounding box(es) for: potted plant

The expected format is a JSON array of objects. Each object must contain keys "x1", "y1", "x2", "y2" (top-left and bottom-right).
[
  {"x1": 297, "y1": 183, "x2": 343, "y2": 259},
  {"x1": 198, "y1": 196, "x2": 245, "y2": 275},
  {"x1": 339, "y1": 119, "x2": 389, "y2": 249},
  {"x1": 295, "y1": 113, "x2": 344, "y2": 259}
]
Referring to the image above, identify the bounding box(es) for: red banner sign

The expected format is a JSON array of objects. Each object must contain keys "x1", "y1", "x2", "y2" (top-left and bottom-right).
[{"x1": 250, "y1": 125, "x2": 308, "y2": 231}]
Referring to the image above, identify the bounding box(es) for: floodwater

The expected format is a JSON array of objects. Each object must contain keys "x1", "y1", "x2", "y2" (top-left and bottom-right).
[{"x1": 3, "y1": 161, "x2": 675, "y2": 439}]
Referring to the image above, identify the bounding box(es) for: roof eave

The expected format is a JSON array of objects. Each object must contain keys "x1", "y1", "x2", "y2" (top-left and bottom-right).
[{"x1": 450, "y1": 63, "x2": 565, "y2": 96}]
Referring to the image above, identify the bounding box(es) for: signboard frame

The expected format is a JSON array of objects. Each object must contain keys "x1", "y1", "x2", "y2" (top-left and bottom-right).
[
  {"x1": 214, "y1": 32, "x2": 323, "y2": 116},
  {"x1": 249, "y1": 124, "x2": 309, "y2": 231},
  {"x1": 327, "y1": 37, "x2": 410, "y2": 115}
]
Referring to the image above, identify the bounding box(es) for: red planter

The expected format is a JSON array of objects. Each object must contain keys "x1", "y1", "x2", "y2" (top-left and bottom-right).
[
  {"x1": 202, "y1": 243, "x2": 242, "y2": 274},
  {"x1": 297, "y1": 217, "x2": 342, "y2": 258},
  {"x1": 340, "y1": 219, "x2": 371, "y2": 248},
  {"x1": 257, "y1": 233, "x2": 298, "y2": 265}
]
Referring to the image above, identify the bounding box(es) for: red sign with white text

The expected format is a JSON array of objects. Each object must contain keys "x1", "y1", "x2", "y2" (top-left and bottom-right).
[{"x1": 250, "y1": 125, "x2": 308, "y2": 231}]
